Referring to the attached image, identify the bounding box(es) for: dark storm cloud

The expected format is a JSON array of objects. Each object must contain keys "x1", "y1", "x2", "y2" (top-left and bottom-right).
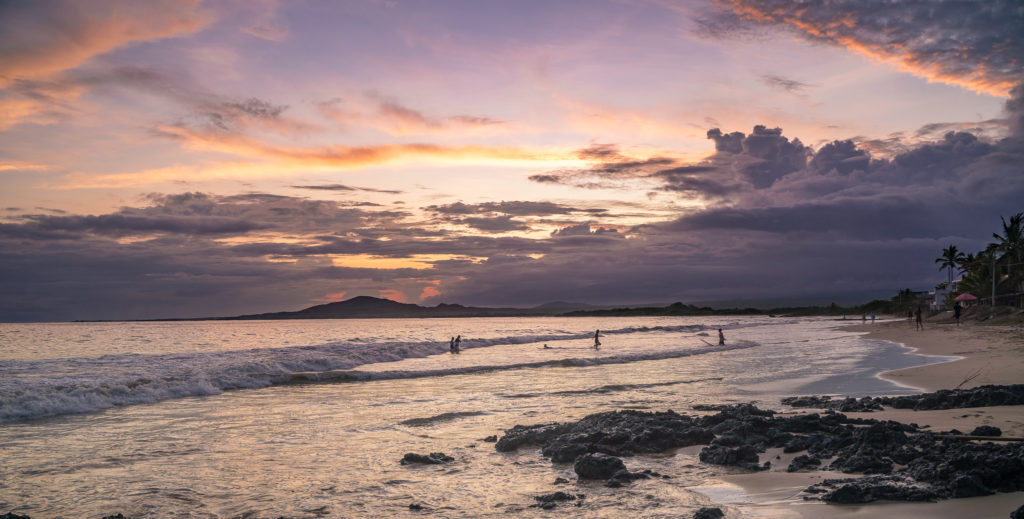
[
  {"x1": 649, "y1": 165, "x2": 740, "y2": 197},
  {"x1": 708, "y1": 0, "x2": 1024, "y2": 96},
  {"x1": 454, "y1": 215, "x2": 529, "y2": 232},
  {"x1": 434, "y1": 86, "x2": 1024, "y2": 308},
  {"x1": 711, "y1": 125, "x2": 810, "y2": 188},
  {"x1": 12, "y1": 213, "x2": 266, "y2": 236},
  {"x1": 808, "y1": 140, "x2": 870, "y2": 175},
  {"x1": 661, "y1": 197, "x2": 961, "y2": 240}
]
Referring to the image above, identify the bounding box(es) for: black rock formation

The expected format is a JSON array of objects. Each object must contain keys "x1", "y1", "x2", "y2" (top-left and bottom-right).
[
  {"x1": 574, "y1": 453, "x2": 626, "y2": 479},
  {"x1": 693, "y1": 507, "x2": 725, "y2": 519},
  {"x1": 495, "y1": 397, "x2": 1024, "y2": 503},
  {"x1": 783, "y1": 385, "x2": 1024, "y2": 412},
  {"x1": 400, "y1": 452, "x2": 454, "y2": 465},
  {"x1": 970, "y1": 425, "x2": 1002, "y2": 436}
]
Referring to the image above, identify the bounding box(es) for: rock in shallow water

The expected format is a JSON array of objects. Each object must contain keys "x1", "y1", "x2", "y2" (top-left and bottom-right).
[
  {"x1": 573, "y1": 453, "x2": 626, "y2": 479},
  {"x1": 693, "y1": 507, "x2": 724, "y2": 519},
  {"x1": 494, "y1": 388, "x2": 1024, "y2": 503},
  {"x1": 400, "y1": 452, "x2": 454, "y2": 465},
  {"x1": 970, "y1": 425, "x2": 1002, "y2": 436},
  {"x1": 808, "y1": 475, "x2": 939, "y2": 503}
]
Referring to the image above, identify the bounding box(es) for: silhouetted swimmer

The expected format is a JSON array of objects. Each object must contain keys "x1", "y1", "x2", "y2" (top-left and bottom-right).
[
  {"x1": 543, "y1": 344, "x2": 550, "y2": 349},
  {"x1": 718, "y1": 328, "x2": 725, "y2": 345},
  {"x1": 593, "y1": 329, "x2": 601, "y2": 349},
  {"x1": 454, "y1": 334, "x2": 461, "y2": 353}
]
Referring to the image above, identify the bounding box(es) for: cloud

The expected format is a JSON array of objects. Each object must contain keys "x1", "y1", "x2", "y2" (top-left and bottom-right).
[
  {"x1": 318, "y1": 94, "x2": 506, "y2": 136},
  {"x1": 761, "y1": 74, "x2": 811, "y2": 93},
  {"x1": 528, "y1": 144, "x2": 679, "y2": 190},
  {"x1": 425, "y1": 200, "x2": 595, "y2": 216},
  {"x1": 153, "y1": 124, "x2": 560, "y2": 168},
  {"x1": 1, "y1": 64, "x2": 315, "y2": 134},
  {"x1": 0, "y1": 0, "x2": 210, "y2": 87},
  {"x1": 713, "y1": 0, "x2": 1024, "y2": 96},
  {"x1": 291, "y1": 184, "x2": 403, "y2": 194}
]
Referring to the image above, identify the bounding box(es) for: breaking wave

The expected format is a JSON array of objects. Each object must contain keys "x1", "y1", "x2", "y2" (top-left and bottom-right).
[{"x1": 0, "y1": 324, "x2": 746, "y2": 424}]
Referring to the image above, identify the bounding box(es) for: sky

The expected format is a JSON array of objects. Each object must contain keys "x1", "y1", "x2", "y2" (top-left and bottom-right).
[{"x1": 1, "y1": 0, "x2": 1022, "y2": 321}]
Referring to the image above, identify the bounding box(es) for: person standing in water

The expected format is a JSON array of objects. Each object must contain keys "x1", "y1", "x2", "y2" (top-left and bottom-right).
[
  {"x1": 593, "y1": 329, "x2": 601, "y2": 349},
  {"x1": 718, "y1": 328, "x2": 725, "y2": 345},
  {"x1": 449, "y1": 336, "x2": 456, "y2": 353},
  {"x1": 454, "y1": 334, "x2": 461, "y2": 353}
]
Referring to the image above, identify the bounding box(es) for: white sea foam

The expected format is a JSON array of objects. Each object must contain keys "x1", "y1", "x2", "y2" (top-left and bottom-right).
[{"x1": 0, "y1": 323, "x2": 720, "y2": 423}]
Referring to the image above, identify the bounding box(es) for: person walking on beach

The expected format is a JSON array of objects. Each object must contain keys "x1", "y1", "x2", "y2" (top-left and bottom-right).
[
  {"x1": 915, "y1": 306, "x2": 924, "y2": 331},
  {"x1": 593, "y1": 329, "x2": 601, "y2": 349},
  {"x1": 871, "y1": 313, "x2": 876, "y2": 324},
  {"x1": 718, "y1": 328, "x2": 725, "y2": 345},
  {"x1": 954, "y1": 302, "x2": 962, "y2": 327},
  {"x1": 454, "y1": 335, "x2": 461, "y2": 353}
]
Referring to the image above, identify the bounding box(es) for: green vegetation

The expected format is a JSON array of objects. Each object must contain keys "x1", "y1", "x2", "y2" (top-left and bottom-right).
[{"x1": 941, "y1": 212, "x2": 1024, "y2": 308}]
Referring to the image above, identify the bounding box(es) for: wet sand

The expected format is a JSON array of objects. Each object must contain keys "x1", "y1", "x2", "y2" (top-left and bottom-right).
[{"x1": 693, "y1": 319, "x2": 1024, "y2": 519}]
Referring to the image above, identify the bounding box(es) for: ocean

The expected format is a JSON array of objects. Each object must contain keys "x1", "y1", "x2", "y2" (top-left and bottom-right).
[{"x1": 0, "y1": 316, "x2": 947, "y2": 518}]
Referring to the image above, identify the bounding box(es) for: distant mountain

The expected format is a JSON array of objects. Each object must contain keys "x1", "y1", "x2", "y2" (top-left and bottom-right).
[
  {"x1": 530, "y1": 301, "x2": 596, "y2": 311},
  {"x1": 226, "y1": 296, "x2": 547, "y2": 320}
]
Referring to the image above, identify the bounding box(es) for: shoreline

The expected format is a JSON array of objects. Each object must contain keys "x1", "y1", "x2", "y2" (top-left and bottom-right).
[
  {"x1": 694, "y1": 319, "x2": 1024, "y2": 519},
  {"x1": 858, "y1": 319, "x2": 1024, "y2": 392}
]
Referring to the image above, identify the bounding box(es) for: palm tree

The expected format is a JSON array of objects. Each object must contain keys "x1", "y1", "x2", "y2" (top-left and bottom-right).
[
  {"x1": 958, "y1": 250, "x2": 994, "y2": 298},
  {"x1": 935, "y1": 244, "x2": 965, "y2": 285},
  {"x1": 958, "y1": 252, "x2": 976, "y2": 277},
  {"x1": 990, "y1": 212, "x2": 1024, "y2": 263},
  {"x1": 989, "y1": 212, "x2": 1024, "y2": 306}
]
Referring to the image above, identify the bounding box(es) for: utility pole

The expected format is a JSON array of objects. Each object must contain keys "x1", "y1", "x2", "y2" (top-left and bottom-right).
[{"x1": 987, "y1": 256, "x2": 995, "y2": 311}]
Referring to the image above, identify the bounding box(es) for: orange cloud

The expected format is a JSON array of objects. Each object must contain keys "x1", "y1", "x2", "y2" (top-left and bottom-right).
[
  {"x1": 0, "y1": 160, "x2": 52, "y2": 173},
  {"x1": 378, "y1": 289, "x2": 407, "y2": 303},
  {"x1": 721, "y1": 0, "x2": 1017, "y2": 97},
  {"x1": 318, "y1": 95, "x2": 509, "y2": 137},
  {"x1": 420, "y1": 286, "x2": 441, "y2": 299},
  {"x1": 312, "y1": 290, "x2": 347, "y2": 303},
  {"x1": 0, "y1": 0, "x2": 211, "y2": 87},
  {"x1": 156, "y1": 125, "x2": 570, "y2": 167}
]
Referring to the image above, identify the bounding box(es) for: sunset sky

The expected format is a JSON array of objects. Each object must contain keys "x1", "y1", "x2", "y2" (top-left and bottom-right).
[{"x1": 1, "y1": 0, "x2": 1022, "y2": 321}]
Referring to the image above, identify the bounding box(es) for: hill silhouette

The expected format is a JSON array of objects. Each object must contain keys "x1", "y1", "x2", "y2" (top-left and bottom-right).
[{"x1": 227, "y1": 296, "x2": 557, "y2": 319}]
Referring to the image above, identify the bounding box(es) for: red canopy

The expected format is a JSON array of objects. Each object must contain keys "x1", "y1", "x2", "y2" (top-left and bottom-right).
[{"x1": 954, "y1": 293, "x2": 978, "y2": 301}]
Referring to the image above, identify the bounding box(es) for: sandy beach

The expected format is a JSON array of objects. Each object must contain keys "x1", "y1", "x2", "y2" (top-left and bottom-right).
[{"x1": 695, "y1": 318, "x2": 1024, "y2": 519}]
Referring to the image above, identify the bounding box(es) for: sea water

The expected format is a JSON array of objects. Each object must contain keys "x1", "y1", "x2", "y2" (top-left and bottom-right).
[{"x1": 0, "y1": 316, "x2": 946, "y2": 518}]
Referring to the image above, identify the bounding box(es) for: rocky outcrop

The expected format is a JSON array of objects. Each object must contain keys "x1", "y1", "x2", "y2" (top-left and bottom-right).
[
  {"x1": 400, "y1": 452, "x2": 454, "y2": 465},
  {"x1": 806, "y1": 475, "x2": 939, "y2": 503},
  {"x1": 573, "y1": 453, "x2": 625, "y2": 479},
  {"x1": 786, "y1": 454, "x2": 821, "y2": 472},
  {"x1": 693, "y1": 507, "x2": 724, "y2": 519},
  {"x1": 970, "y1": 425, "x2": 1002, "y2": 436},
  {"x1": 495, "y1": 399, "x2": 1024, "y2": 503},
  {"x1": 783, "y1": 385, "x2": 1024, "y2": 412},
  {"x1": 531, "y1": 491, "x2": 584, "y2": 509}
]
